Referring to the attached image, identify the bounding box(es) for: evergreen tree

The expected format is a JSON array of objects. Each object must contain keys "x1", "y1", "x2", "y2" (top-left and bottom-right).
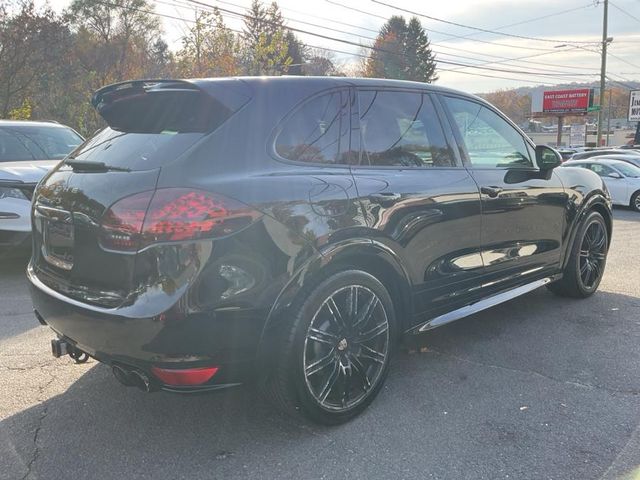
[
  {"x1": 365, "y1": 15, "x2": 437, "y2": 83},
  {"x1": 285, "y1": 30, "x2": 307, "y2": 76},
  {"x1": 242, "y1": 0, "x2": 267, "y2": 53},
  {"x1": 405, "y1": 17, "x2": 437, "y2": 83},
  {"x1": 241, "y1": 0, "x2": 291, "y2": 75}
]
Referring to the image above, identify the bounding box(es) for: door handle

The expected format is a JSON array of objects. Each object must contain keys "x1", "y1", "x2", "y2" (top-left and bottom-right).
[
  {"x1": 370, "y1": 192, "x2": 401, "y2": 201},
  {"x1": 480, "y1": 186, "x2": 503, "y2": 198}
]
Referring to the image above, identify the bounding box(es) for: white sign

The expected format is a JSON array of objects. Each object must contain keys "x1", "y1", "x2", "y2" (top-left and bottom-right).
[
  {"x1": 570, "y1": 124, "x2": 586, "y2": 147},
  {"x1": 629, "y1": 90, "x2": 640, "y2": 122}
]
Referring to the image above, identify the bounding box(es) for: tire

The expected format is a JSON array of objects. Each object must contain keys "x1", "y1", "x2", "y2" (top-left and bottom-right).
[
  {"x1": 631, "y1": 191, "x2": 640, "y2": 213},
  {"x1": 547, "y1": 211, "x2": 608, "y2": 298},
  {"x1": 263, "y1": 270, "x2": 396, "y2": 425}
]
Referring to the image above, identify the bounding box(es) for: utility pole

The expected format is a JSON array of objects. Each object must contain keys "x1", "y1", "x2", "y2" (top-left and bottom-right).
[
  {"x1": 596, "y1": 0, "x2": 609, "y2": 146},
  {"x1": 606, "y1": 89, "x2": 612, "y2": 146}
]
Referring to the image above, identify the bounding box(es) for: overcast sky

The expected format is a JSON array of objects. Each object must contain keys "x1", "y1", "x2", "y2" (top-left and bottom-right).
[{"x1": 44, "y1": 0, "x2": 640, "y2": 93}]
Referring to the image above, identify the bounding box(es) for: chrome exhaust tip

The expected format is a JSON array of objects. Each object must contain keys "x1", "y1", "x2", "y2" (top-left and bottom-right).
[
  {"x1": 112, "y1": 364, "x2": 136, "y2": 387},
  {"x1": 129, "y1": 370, "x2": 153, "y2": 393}
]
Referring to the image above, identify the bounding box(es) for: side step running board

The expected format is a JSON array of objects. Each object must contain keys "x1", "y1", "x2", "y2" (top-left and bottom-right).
[{"x1": 411, "y1": 277, "x2": 552, "y2": 334}]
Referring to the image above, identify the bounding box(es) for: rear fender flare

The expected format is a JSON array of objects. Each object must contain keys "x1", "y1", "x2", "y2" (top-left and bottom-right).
[
  {"x1": 256, "y1": 238, "x2": 413, "y2": 362},
  {"x1": 561, "y1": 192, "x2": 612, "y2": 270}
]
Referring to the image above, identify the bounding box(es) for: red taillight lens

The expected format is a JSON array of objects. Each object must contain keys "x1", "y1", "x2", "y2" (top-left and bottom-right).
[
  {"x1": 100, "y1": 191, "x2": 153, "y2": 251},
  {"x1": 100, "y1": 188, "x2": 260, "y2": 252},
  {"x1": 151, "y1": 366, "x2": 219, "y2": 386}
]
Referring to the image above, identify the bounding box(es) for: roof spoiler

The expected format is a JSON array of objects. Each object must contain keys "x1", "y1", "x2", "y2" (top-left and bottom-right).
[
  {"x1": 91, "y1": 78, "x2": 252, "y2": 115},
  {"x1": 91, "y1": 79, "x2": 199, "y2": 110}
]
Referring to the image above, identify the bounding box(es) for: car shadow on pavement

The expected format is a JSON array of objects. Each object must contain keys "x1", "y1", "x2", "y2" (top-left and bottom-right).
[{"x1": 1, "y1": 288, "x2": 640, "y2": 480}]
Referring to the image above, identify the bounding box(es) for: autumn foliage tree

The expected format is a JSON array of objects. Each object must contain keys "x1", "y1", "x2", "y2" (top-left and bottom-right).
[{"x1": 178, "y1": 9, "x2": 239, "y2": 77}]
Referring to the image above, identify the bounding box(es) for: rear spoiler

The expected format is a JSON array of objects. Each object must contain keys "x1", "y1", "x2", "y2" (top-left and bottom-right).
[{"x1": 91, "y1": 78, "x2": 252, "y2": 115}]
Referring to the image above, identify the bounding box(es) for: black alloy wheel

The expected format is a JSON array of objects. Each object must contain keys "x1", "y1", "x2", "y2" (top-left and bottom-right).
[
  {"x1": 578, "y1": 220, "x2": 607, "y2": 290},
  {"x1": 548, "y1": 211, "x2": 609, "y2": 298},
  {"x1": 303, "y1": 284, "x2": 390, "y2": 411},
  {"x1": 264, "y1": 270, "x2": 396, "y2": 424}
]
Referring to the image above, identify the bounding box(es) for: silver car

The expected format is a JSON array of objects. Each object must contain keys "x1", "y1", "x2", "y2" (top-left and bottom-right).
[{"x1": 0, "y1": 121, "x2": 83, "y2": 250}]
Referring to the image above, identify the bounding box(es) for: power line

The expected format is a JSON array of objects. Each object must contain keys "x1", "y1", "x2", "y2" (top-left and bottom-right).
[
  {"x1": 214, "y1": 0, "x2": 381, "y2": 35},
  {"x1": 610, "y1": 1, "x2": 640, "y2": 23},
  {"x1": 433, "y1": 3, "x2": 598, "y2": 45},
  {"x1": 96, "y1": 0, "x2": 626, "y2": 87},
  {"x1": 606, "y1": 75, "x2": 637, "y2": 90},
  {"x1": 325, "y1": 0, "x2": 563, "y2": 52},
  {"x1": 94, "y1": 0, "x2": 548, "y2": 85},
  {"x1": 608, "y1": 51, "x2": 640, "y2": 70},
  {"x1": 433, "y1": 42, "x2": 600, "y2": 72},
  {"x1": 370, "y1": 0, "x2": 601, "y2": 45},
  {"x1": 176, "y1": 0, "x2": 601, "y2": 80},
  {"x1": 174, "y1": 0, "x2": 591, "y2": 76}
]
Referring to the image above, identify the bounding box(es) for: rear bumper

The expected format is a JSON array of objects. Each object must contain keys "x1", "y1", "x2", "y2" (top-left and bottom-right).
[{"x1": 27, "y1": 263, "x2": 265, "y2": 391}]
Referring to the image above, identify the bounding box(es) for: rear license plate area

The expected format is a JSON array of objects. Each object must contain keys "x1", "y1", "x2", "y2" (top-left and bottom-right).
[{"x1": 38, "y1": 207, "x2": 75, "y2": 270}]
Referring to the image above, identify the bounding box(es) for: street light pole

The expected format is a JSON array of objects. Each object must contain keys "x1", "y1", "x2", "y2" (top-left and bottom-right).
[{"x1": 596, "y1": 0, "x2": 609, "y2": 146}]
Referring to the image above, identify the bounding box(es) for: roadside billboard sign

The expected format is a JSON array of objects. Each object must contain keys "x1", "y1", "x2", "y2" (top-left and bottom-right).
[
  {"x1": 532, "y1": 88, "x2": 594, "y2": 115},
  {"x1": 629, "y1": 90, "x2": 640, "y2": 122}
]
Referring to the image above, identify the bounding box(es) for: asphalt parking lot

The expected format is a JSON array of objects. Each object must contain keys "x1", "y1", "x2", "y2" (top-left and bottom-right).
[{"x1": 1, "y1": 209, "x2": 639, "y2": 480}]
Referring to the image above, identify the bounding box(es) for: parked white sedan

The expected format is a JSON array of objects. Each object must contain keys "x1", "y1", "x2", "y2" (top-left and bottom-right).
[
  {"x1": 563, "y1": 159, "x2": 640, "y2": 212},
  {"x1": 0, "y1": 121, "x2": 83, "y2": 251}
]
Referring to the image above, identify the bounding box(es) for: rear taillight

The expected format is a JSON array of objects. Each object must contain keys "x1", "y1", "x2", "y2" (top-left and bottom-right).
[
  {"x1": 151, "y1": 366, "x2": 219, "y2": 386},
  {"x1": 100, "y1": 188, "x2": 260, "y2": 252}
]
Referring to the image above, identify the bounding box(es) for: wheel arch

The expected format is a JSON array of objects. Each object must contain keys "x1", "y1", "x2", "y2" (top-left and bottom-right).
[
  {"x1": 561, "y1": 192, "x2": 612, "y2": 270},
  {"x1": 629, "y1": 189, "x2": 640, "y2": 211},
  {"x1": 256, "y1": 239, "x2": 414, "y2": 365}
]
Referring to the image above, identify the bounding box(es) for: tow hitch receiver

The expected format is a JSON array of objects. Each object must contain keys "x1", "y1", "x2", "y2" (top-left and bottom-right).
[
  {"x1": 51, "y1": 338, "x2": 68, "y2": 358},
  {"x1": 51, "y1": 338, "x2": 89, "y2": 363}
]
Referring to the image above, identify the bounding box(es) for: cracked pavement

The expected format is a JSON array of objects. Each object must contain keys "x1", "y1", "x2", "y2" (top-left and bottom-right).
[{"x1": 1, "y1": 209, "x2": 639, "y2": 480}]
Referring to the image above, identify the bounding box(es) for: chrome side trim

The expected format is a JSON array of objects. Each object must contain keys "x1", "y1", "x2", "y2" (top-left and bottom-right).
[{"x1": 411, "y1": 277, "x2": 552, "y2": 334}]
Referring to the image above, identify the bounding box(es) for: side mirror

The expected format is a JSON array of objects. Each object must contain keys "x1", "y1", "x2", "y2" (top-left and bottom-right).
[
  {"x1": 608, "y1": 171, "x2": 623, "y2": 179},
  {"x1": 535, "y1": 145, "x2": 562, "y2": 171}
]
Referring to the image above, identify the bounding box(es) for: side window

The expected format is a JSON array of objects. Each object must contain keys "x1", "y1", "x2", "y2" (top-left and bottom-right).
[
  {"x1": 444, "y1": 96, "x2": 533, "y2": 169},
  {"x1": 357, "y1": 90, "x2": 455, "y2": 168},
  {"x1": 588, "y1": 164, "x2": 614, "y2": 177},
  {"x1": 275, "y1": 90, "x2": 349, "y2": 164}
]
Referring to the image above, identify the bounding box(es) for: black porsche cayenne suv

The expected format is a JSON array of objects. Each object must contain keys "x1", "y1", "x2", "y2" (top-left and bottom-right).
[{"x1": 28, "y1": 77, "x2": 612, "y2": 424}]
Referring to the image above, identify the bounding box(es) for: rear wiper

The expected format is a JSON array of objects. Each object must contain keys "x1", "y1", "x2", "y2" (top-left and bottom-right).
[{"x1": 64, "y1": 159, "x2": 131, "y2": 172}]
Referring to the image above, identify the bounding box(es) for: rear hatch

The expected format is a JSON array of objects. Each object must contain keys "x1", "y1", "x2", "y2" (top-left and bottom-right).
[{"x1": 31, "y1": 79, "x2": 251, "y2": 308}]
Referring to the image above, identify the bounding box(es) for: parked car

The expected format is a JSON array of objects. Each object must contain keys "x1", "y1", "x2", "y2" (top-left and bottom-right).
[
  {"x1": 29, "y1": 78, "x2": 612, "y2": 424},
  {"x1": 0, "y1": 121, "x2": 83, "y2": 251},
  {"x1": 570, "y1": 148, "x2": 640, "y2": 160},
  {"x1": 563, "y1": 158, "x2": 640, "y2": 212},
  {"x1": 557, "y1": 148, "x2": 577, "y2": 161},
  {"x1": 576, "y1": 154, "x2": 640, "y2": 169}
]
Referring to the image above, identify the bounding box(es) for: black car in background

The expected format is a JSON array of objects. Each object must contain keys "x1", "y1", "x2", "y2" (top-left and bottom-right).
[{"x1": 28, "y1": 77, "x2": 612, "y2": 424}]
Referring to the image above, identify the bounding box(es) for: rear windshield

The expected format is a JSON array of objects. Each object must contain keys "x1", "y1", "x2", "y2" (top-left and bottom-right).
[
  {"x1": 71, "y1": 88, "x2": 241, "y2": 170},
  {"x1": 69, "y1": 128, "x2": 205, "y2": 170},
  {"x1": 0, "y1": 125, "x2": 82, "y2": 162}
]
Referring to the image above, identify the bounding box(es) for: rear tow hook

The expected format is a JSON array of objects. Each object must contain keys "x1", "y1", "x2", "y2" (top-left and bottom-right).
[{"x1": 51, "y1": 338, "x2": 89, "y2": 364}]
